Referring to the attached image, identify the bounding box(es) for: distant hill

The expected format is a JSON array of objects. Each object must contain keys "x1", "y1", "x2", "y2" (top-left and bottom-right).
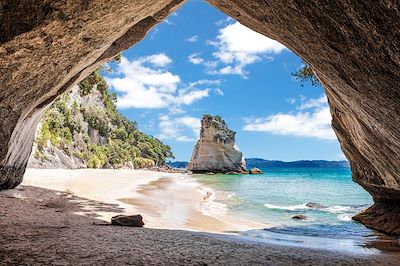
[
  {"x1": 167, "y1": 161, "x2": 189, "y2": 169},
  {"x1": 167, "y1": 159, "x2": 349, "y2": 169},
  {"x1": 245, "y1": 158, "x2": 350, "y2": 168}
]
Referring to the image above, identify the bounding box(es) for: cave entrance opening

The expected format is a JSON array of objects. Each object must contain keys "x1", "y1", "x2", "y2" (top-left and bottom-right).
[{"x1": 19, "y1": 0, "x2": 376, "y2": 243}]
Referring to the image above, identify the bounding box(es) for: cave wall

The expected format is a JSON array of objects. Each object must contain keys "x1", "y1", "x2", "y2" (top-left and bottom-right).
[{"x1": 0, "y1": 0, "x2": 399, "y2": 233}]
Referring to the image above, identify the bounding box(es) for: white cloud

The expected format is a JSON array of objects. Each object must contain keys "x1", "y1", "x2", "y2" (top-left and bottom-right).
[
  {"x1": 158, "y1": 115, "x2": 201, "y2": 142},
  {"x1": 243, "y1": 95, "x2": 336, "y2": 140},
  {"x1": 188, "y1": 53, "x2": 204, "y2": 65},
  {"x1": 188, "y1": 79, "x2": 221, "y2": 87},
  {"x1": 206, "y1": 22, "x2": 287, "y2": 78},
  {"x1": 106, "y1": 54, "x2": 211, "y2": 109},
  {"x1": 177, "y1": 89, "x2": 209, "y2": 105},
  {"x1": 216, "y1": 22, "x2": 286, "y2": 54},
  {"x1": 146, "y1": 53, "x2": 172, "y2": 67},
  {"x1": 186, "y1": 35, "x2": 198, "y2": 43},
  {"x1": 188, "y1": 22, "x2": 287, "y2": 78},
  {"x1": 298, "y1": 95, "x2": 327, "y2": 110}
]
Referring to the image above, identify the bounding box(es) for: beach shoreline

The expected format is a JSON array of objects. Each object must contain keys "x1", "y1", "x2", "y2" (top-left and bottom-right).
[
  {"x1": 22, "y1": 168, "x2": 265, "y2": 233},
  {"x1": 1, "y1": 184, "x2": 399, "y2": 265}
]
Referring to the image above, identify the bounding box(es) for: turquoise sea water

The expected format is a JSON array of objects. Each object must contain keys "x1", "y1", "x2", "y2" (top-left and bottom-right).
[{"x1": 194, "y1": 167, "x2": 386, "y2": 253}]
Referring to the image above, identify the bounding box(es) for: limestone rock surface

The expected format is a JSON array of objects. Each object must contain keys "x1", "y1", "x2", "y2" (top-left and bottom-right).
[{"x1": 188, "y1": 115, "x2": 246, "y2": 173}]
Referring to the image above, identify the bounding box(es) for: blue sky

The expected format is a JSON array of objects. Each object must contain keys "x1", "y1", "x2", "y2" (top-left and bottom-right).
[{"x1": 105, "y1": 0, "x2": 345, "y2": 162}]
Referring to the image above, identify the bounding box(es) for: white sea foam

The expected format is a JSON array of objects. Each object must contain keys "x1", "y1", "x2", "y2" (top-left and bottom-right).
[
  {"x1": 197, "y1": 186, "x2": 228, "y2": 216},
  {"x1": 337, "y1": 213, "x2": 353, "y2": 221},
  {"x1": 325, "y1": 205, "x2": 352, "y2": 213},
  {"x1": 264, "y1": 203, "x2": 308, "y2": 211},
  {"x1": 264, "y1": 202, "x2": 353, "y2": 215}
]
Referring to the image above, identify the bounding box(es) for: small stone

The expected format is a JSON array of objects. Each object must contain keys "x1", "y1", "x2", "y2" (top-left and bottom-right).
[
  {"x1": 306, "y1": 202, "x2": 326, "y2": 209},
  {"x1": 249, "y1": 167, "x2": 263, "y2": 174},
  {"x1": 111, "y1": 214, "x2": 144, "y2": 227},
  {"x1": 292, "y1": 214, "x2": 307, "y2": 220}
]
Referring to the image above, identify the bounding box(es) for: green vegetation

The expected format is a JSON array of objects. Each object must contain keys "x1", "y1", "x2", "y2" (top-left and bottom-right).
[
  {"x1": 204, "y1": 114, "x2": 227, "y2": 127},
  {"x1": 292, "y1": 64, "x2": 321, "y2": 87},
  {"x1": 34, "y1": 68, "x2": 174, "y2": 169}
]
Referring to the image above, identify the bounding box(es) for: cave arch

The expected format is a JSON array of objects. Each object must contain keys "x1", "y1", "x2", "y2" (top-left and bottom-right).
[{"x1": 0, "y1": 0, "x2": 399, "y2": 234}]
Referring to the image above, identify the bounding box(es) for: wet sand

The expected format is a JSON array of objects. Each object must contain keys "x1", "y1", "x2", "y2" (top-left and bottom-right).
[
  {"x1": 22, "y1": 168, "x2": 264, "y2": 233},
  {"x1": 1, "y1": 185, "x2": 399, "y2": 265}
]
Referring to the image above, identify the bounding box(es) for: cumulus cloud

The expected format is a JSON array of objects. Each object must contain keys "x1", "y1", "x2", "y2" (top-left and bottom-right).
[
  {"x1": 243, "y1": 95, "x2": 337, "y2": 140},
  {"x1": 158, "y1": 115, "x2": 201, "y2": 142},
  {"x1": 145, "y1": 53, "x2": 172, "y2": 67},
  {"x1": 189, "y1": 22, "x2": 287, "y2": 78},
  {"x1": 106, "y1": 54, "x2": 213, "y2": 109},
  {"x1": 188, "y1": 53, "x2": 204, "y2": 64},
  {"x1": 186, "y1": 35, "x2": 198, "y2": 43}
]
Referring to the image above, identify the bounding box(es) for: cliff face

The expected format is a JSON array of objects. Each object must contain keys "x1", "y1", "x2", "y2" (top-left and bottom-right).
[
  {"x1": 28, "y1": 70, "x2": 173, "y2": 170},
  {"x1": 188, "y1": 115, "x2": 246, "y2": 173},
  {"x1": 1, "y1": 0, "x2": 400, "y2": 234}
]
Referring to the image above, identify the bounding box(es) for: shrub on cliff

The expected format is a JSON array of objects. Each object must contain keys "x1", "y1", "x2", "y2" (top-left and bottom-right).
[{"x1": 292, "y1": 64, "x2": 321, "y2": 87}]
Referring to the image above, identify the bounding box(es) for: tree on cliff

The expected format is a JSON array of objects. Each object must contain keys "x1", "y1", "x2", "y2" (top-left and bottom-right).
[{"x1": 292, "y1": 64, "x2": 321, "y2": 87}]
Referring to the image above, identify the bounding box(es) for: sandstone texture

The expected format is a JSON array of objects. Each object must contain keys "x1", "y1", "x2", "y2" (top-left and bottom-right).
[
  {"x1": 0, "y1": 0, "x2": 399, "y2": 234},
  {"x1": 188, "y1": 115, "x2": 246, "y2": 173}
]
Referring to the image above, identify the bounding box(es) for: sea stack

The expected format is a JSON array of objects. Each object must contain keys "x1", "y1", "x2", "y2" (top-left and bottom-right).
[{"x1": 188, "y1": 115, "x2": 247, "y2": 173}]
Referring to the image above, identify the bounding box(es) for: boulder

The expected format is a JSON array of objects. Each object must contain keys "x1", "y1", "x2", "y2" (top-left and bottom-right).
[
  {"x1": 111, "y1": 215, "x2": 144, "y2": 227},
  {"x1": 291, "y1": 215, "x2": 307, "y2": 220},
  {"x1": 249, "y1": 167, "x2": 263, "y2": 174},
  {"x1": 306, "y1": 202, "x2": 327, "y2": 209}
]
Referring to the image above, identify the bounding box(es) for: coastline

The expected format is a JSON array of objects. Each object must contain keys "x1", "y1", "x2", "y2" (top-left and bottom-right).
[
  {"x1": 22, "y1": 168, "x2": 265, "y2": 233},
  {"x1": 1, "y1": 184, "x2": 398, "y2": 265}
]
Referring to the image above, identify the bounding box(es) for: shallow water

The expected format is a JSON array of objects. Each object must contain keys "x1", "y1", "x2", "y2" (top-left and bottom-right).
[{"x1": 194, "y1": 167, "x2": 400, "y2": 253}]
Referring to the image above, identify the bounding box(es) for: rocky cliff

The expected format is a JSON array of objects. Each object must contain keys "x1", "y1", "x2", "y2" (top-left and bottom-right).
[
  {"x1": 28, "y1": 70, "x2": 173, "y2": 169},
  {"x1": 188, "y1": 115, "x2": 246, "y2": 173}
]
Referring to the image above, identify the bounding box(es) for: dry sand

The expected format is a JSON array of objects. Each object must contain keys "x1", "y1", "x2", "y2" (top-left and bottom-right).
[
  {"x1": 22, "y1": 168, "x2": 264, "y2": 233},
  {"x1": 1, "y1": 185, "x2": 399, "y2": 265}
]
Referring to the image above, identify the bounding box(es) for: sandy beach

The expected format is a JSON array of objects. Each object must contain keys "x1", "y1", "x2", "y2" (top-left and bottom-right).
[
  {"x1": 1, "y1": 183, "x2": 399, "y2": 265},
  {"x1": 22, "y1": 168, "x2": 264, "y2": 233}
]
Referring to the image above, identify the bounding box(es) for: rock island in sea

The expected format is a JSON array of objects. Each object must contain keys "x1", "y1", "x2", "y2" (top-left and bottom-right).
[{"x1": 188, "y1": 115, "x2": 247, "y2": 174}]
